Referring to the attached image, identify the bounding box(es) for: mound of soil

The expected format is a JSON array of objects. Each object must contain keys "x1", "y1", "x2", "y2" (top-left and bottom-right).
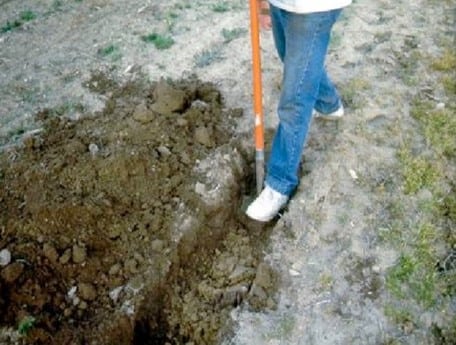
[{"x1": 0, "y1": 76, "x2": 277, "y2": 345}]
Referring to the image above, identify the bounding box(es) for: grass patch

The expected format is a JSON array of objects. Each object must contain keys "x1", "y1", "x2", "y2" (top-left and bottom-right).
[
  {"x1": 97, "y1": 44, "x2": 122, "y2": 61},
  {"x1": 410, "y1": 100, "x2": 456, "y2": 159},
  {"x1": 212, "y1": 2, "x2": 231, "y2": 12},
  {"x1": 397, "y1": 147, "x2": 439, "y2": 194},
  {"x1": 141, "y1": 33, "x2": 175, "y2": 50},
  {"x1": 194, "y1": 46, "x2": 224, "y2": 67},
  {"x1": 221, "y1": 27, "x2": 247, "y2": 43},
  {"x1": 18, "y1": 316, "x2": 36, "y2": 336},
  {"x1": 1, "y1": 20, "x2": 22, "y2": 33},
  {"x1": 1, "y1": 9, "x2": 37, "y2": 33},
  {"x1": 385, "y1": 223, "x2": 444, "y2": 308},
  {"x1": 340, "y1": 78, "x2": 370, "y2": 110},
  {"x1": 20, "y1": 10, "x2": 37, "y2": 22},
  {"x1": 431, "y1": 49, "x2": 456, "y2": 72}
]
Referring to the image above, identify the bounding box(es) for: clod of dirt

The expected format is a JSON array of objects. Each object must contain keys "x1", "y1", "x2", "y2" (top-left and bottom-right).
[{"x1": 0, "y1": 75, "x2": 277, "y2": 345}]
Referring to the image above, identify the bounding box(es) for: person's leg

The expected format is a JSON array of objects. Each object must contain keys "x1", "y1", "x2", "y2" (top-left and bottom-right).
[
  {"x1": 266, "y1": 7, "x2": 342, "y2": 196},
  {"x1": 314, "y1": 68, "x2": 343, "y2": 114},
  {"x1": 247, "y1": 7, "x2": 342, "y2": 221}
]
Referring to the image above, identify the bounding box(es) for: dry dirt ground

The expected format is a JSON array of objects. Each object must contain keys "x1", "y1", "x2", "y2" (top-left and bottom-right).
[{"x1": 0, "y1": 0, "x2": 455, "y2": 345}]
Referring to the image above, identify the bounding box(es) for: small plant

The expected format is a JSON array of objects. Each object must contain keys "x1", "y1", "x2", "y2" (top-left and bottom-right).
[
  {"x1": 221, "y1": 27, "x2": 247, "y2": 43},
  {"x1": 398, "y1": 147, "x2": 439, "y2": 194},
  {"x1": 1, "y1": 9, "x2": 37, "y2": 34},
  {"x1": 431, "y1": 49, "x2": 456, "y2": 71},
  {"x1": 141, "y1": 33, "x2": 175, "y2": 50},
  {"x1": 98, "y1": 44, "x2": 122, "y2": 61},
  {"x1": 340, "y1": 78, "x2": 370, "y2": 110},
  {"x1": 1, "y1": 20, "x2": 22, "y2": 33},
  {"x1": 20, "y1": 10, "x2": 37, "y2": 22},
  {"x1": 410, "y1": 100, "x2": 456, "y2": 159},
  {"x1": 18, "y1": 316, "x2": 36, "y2": 336},
  {"x1": 212, "y1": 2, "x2": 231, "y2": 12},
  {"x1": 194, "y1": 47, "x2": 224, "y2": 67}
]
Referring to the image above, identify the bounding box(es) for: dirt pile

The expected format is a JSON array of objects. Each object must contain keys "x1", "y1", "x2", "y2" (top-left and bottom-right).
[{"x1": 0, "y1": 76, "x2": 276, "y2": 345}]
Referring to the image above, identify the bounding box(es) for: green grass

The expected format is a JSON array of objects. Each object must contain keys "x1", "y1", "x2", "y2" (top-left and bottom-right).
[
  {"x1": 382, "y1": 46, "x2": 455, "y2": 331},
  {"x1": 212, "y1": 2, "x2": 231, "y2": 12},
  {"x1": 1, "y1": 10, "x2": 37, "y2": 33},
  {"x1": 18, "y1": 316, "x2": 36, "y2": 336},
  {"x1": 410, "y1": 100, "x2": 456, "y2": 159},
  {"x1": 141, "y1": 33, "x2": 175, "y2": 50},
  {"x1": 20, "y1": 10, "x2": 37, "y2": 21},
  {"x1": 340, "y1": 78, "x2": 370, "y2": 110},
  {"x1": 97, "y1": 44, "x2": 122, "y2": 61},
  {"x1": 1, "y1": 20, "x2": 22, "y2": 33},
  {"x1": 194, "y1": 47, "x2": 224, "y2": 67},
  {"x1": 397, "y1": 147, "x2": 439, "y2": 194},
  {"x1": 431, "y1": 49, "x2": 456, "y2": 72},
  {"x1": 221, "y1": 27, "x2": 247, "y2": 43}
]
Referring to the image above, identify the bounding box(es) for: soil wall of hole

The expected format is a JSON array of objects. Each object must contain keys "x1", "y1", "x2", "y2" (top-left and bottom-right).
[{"x1": 0, "y1": 76, "x2": 277, "y2": 345}]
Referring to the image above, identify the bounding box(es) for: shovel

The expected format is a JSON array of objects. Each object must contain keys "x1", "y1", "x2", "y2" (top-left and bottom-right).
[{"x1": 248, "y1": 0, "x2": 265, "y2": 195}]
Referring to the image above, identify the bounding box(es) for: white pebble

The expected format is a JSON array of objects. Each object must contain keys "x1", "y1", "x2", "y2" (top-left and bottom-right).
[
  {"x1": 0, "y1": 249, "x2": 11, "y2": 267},
  {"x1": 88, "y1": 143, "x2": 99, "y2": 156}
]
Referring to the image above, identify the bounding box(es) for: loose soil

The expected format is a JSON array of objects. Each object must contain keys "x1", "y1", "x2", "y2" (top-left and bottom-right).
[{"x1": 0, "y1": 76, "x2": 277, "y2": 345}]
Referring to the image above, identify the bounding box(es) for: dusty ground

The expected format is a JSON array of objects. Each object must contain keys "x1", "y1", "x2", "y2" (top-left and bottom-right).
[{"x1": 0, "y1": 0, "x2": 455, "y2": 344}]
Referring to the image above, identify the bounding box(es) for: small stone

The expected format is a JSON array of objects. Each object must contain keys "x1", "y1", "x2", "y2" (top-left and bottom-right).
[
  {"x1": 109, "y1": 286, "x2": 124, "y2": 302},
  {"x1": 228, "y1": 265, "x2": 256, "y2": 285},
  {"x1": 0, "y1": 249, "x2": 11, "y2": 267},
  {"x1": 194, "y1": 126, "x2": 213, "y2": 147},
  {"x1": 194, "y1": 182, "x2": 206, "y2": 196},
  {"x1": 151, "y1": 240, "x2": 164, "y2": 252},
  {"x1": 132, "y1": 103, "x2": 155, "y2": 123},
  {"x1": 78, "y1": 301, "x2": 88, "y2": 310},
  {"x1": 133, "y1": 253, "x2": 144, "y2": 263},
  {"x1": 254, "y1": 263, "x2": 274, "y2": 289},
  {"x1": 59, "y1": 249, "x2": 72, "y2": 264},
  {"x1": 78, "y1": 282, "x2": 97, "y2": 301},
  {"x1": 88, "y1": 143, "x2": 99, "y2": 156},
  {"x1": 108, "y1": 225, "x2": 122, "y2": 240},
  {"x1": 1, "y1": 262, "x2": 24, "y2": 283},
  {"x1": 124, "y1": 259, "x2": 138, "y2": 274},
  {"x1": 63, "y1": 308, "x2": 72, "y2": 317},
  {"x1": 43, "y1": 243, "x2": 59, "y2": 263},
  {"x1": 72, "y1": 245, "x2": 87, "y2": 264},
  {"x1": 157, "y1": 146, "x2": 171, "y2": 157},
  {"x1": 109, "y1": 264, "x2": 121, "y2": 276}
]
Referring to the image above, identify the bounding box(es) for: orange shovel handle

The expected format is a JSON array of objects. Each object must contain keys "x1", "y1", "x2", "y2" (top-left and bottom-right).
[{"x1": 249, "y1": 0, "x2": 264, "y2": 151}]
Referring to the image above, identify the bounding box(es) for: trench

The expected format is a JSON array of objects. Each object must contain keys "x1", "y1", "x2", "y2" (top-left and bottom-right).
[{"x1": 0, "y1": 76, "x2": 277, "y2": 345}]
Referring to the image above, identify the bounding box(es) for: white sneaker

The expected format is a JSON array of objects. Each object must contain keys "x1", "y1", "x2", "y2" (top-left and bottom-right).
[
  {"x1": 246, "y1": 185, "x2": 289, "y2": 222},
  {"x1": 313, "y1": 104, "x2": 344, "y2": 120}
]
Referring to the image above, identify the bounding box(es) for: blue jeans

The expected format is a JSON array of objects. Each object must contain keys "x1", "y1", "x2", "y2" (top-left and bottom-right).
[{"x1": 265, "y1": 5, "x2": 343, "y2": 196}]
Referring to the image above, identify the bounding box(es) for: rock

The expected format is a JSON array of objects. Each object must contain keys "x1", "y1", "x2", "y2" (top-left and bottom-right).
[
  {"x1": 43, "y1": 243, "x2": 59, "y2": 263},
  {"x1": 1, "y1": 262, "x2": 24, "y2": 283},
  {"x1": 124, "y1": 259, "x2": 138, "y2": 274},
  {"x1": 228, "y1": 265, "x2": 256, "y2": 285},
  {"x1": 132, "y1": 102, "x2": 155, "y2": 123},
  {"x1": 220, "y1": 284, "x2": 249, "y2": 307},
  {"x1": 151, "y1": 240, "x2": 165, "y2": 252},
  {"x1": 59, "y1": 249, "x2": 72, "y2": 264},
  {"x1": 0, "y1": 249, "x2": 11, "y2": 267},
  {"x1": 108, "y1": 225, "x2": 122, "y2": 240},
  {"x1": 72, "y1": 245, "x2": 87, "y2": 264},
  {"x1": 109, "y1": 264, "x2": 121, "y2": 276},
  {"x1": 157, "y1": 146, "x2": 172, "y2": 157},
  {"x1": 254, "y1": 263, "x2": 274, "y2": 289},
  {"x1": 109, "y1": 286, "x2": 124, "y2": 302},
  {"x1": 194, "y1": 126, "x2": 213, "y2": 147},
  {"x1": 150, "y1": 80, "x2": 187, "y2": 115},
  {"x1": 78, "y1": 282, "x2": 97, "y2": 301},
  {"x1": 88, "y1": 143, "x2": 99, "y2": 156}
]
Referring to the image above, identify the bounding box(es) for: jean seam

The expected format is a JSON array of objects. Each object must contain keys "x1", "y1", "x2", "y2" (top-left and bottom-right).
[{"x1": 287, "y1": 19, "x2": 319, "y2": 193}]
